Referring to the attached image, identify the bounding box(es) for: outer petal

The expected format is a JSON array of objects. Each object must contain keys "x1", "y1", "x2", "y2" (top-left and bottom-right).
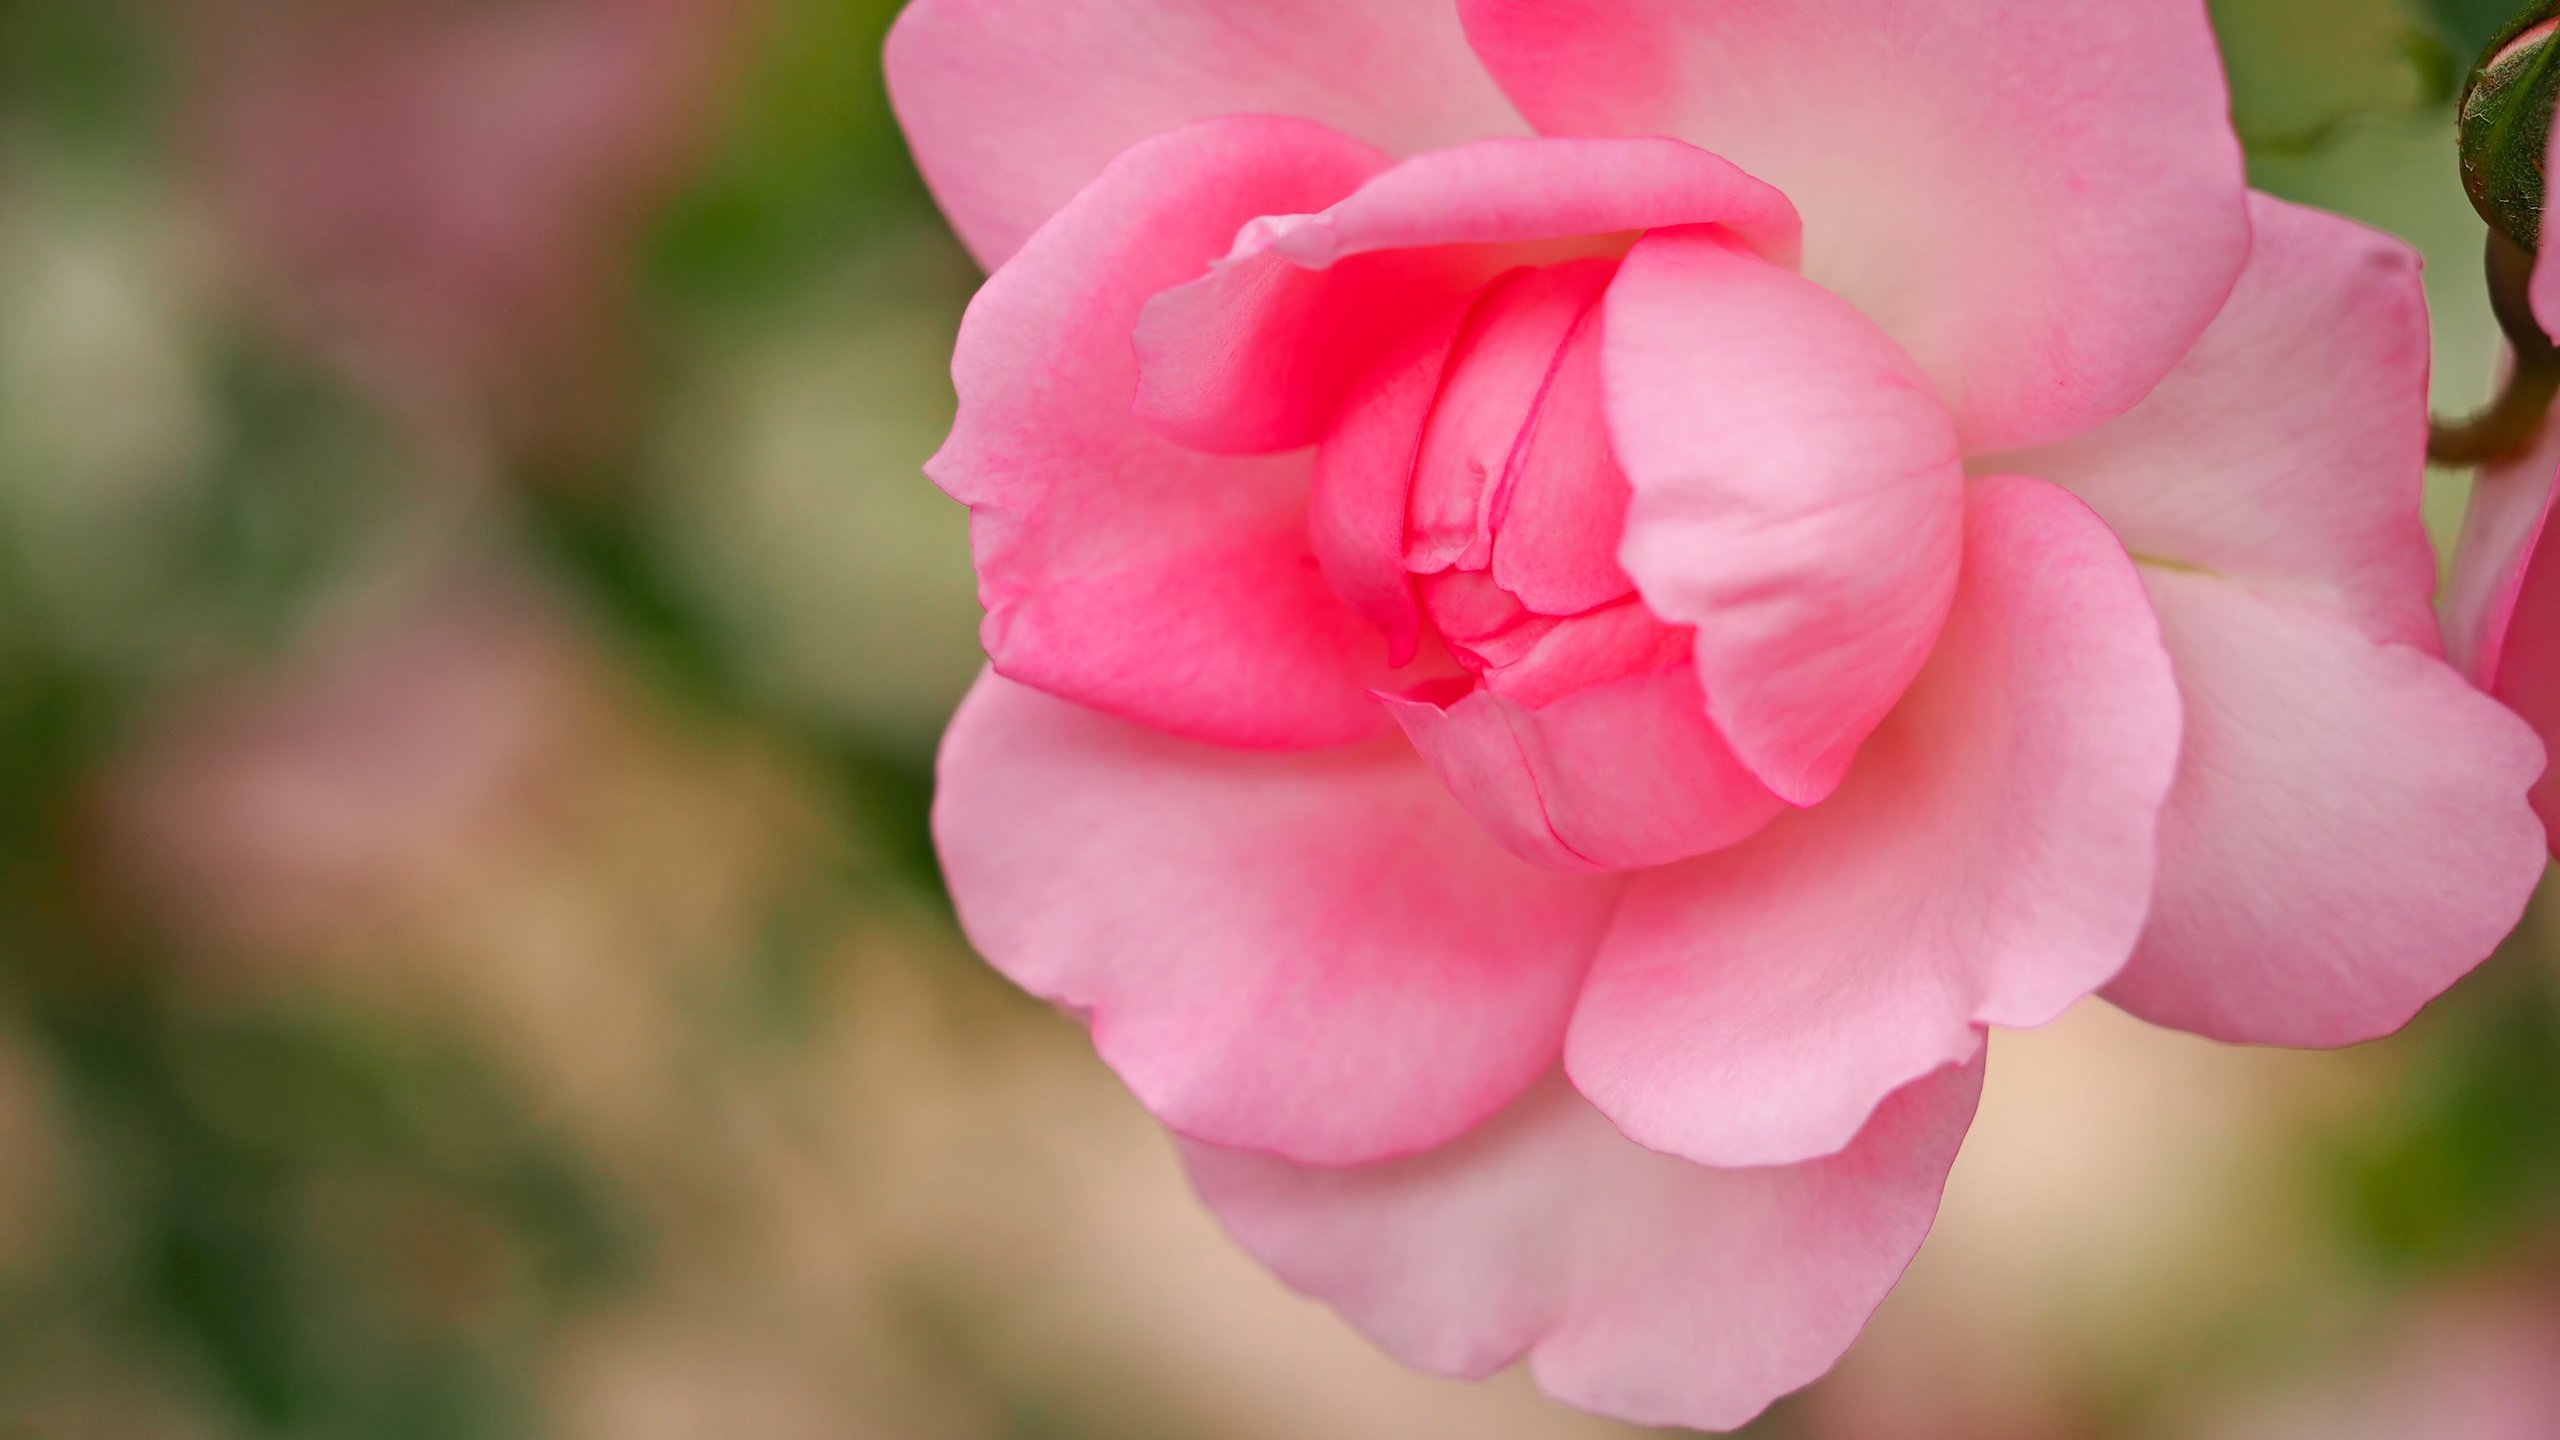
[
  {"x1": 1567, "y1": 476, "x2": 2179, "y2": 1168},
  {"x1": 886, "y1": 0, "x2": 1524, "y2": 268},
  {"x1": 1381, "y1": 665, "x2": 1786, "y2": 873},
  {"x1": 1134, "y1": 137, "x2": 1801, "y2": 455},
  {"x1": 2102, "y1": 573, "x2": 2546, "y2": 1045},
  {"x1": 934, "y1": 674, "x2": 1623, "y2": 1167},
  {"x1": 1604, "y1": 225, "x2": 1965, "y2": 806},
  {"x1": 1460, "y1": 0, "x2": 2250, "y2": 452},
  {"x1": 1181, "y1": 1059, "x2": 1983, "y2": 1434},
  {"x1": 932, "y1": 117, "x2": 1402, "y2": 751},
  {"x1": 2003, "y1": 194, "x2": 2441, "y2": 652}
]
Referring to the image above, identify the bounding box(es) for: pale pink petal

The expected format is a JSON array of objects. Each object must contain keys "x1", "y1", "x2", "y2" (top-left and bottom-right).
[
  {"x1": 886, "y1": 0, "x2": 1525, "y2": 268},
  {"x1": 2105, "y1": 571, "x2": 2545, "y2": 1044},
  {"x1": 2001, "y1": 194, "x2": 2441, "y2": 651},
  {"x1": 935, "y1": 674, "x2": 1623, "y2": 1167},
  {"x1": 1604, "y1": 225, "x2": 1966, "y2": 806},
  {"x1": 1568, "y1": 476, "x2": 2179, "y2": 1167},
  {"x1": 1181, "y1": 1058, "x2": 1983, "y2": 1433},
  {"x1": 1460, "y1": 0, "x2": 2250, "y2": 452},
  {"x1": 1134, "y1": 137, "x2": 1800, "y2": 455},
  {"x1": 931, "y1": 117, "x2": 1404, "y2": 751},
  {"x1": 1381, "y1": 664, "x2": 1786, "y2": 872}
]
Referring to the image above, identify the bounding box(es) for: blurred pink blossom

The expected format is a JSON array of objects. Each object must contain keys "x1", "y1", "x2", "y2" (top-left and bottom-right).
[
  {"x1": 2215, "y1": 1292, "x2": 2560, "y2": 1440},
  {"x1": 104, "y1": 590, "x2": 597, "y2": 963},
  {"x1": 190, "y1": 0, "x2": 752, "y2": 434}
]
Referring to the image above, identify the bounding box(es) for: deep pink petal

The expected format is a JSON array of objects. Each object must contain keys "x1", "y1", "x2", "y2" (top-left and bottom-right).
[
  {"x1": 1134, "y1": 137, "x2": 1800, "y2": 455},
  {"x1": 1567, "y1": 476, "x2": 2180, "y2": 1167},
  {"x1": 886, "y1": 0, "x2": 1524, "y2": 268},
  {"x1": 1604, "y1": 225, "x2": 1965, "y2": 806},
  {"x1": 935, "y1": 674, "x2": 1623, "y2": 1167},
  {"x1": 1407, "y1": 262, "x2": 1617, "y2": 573},
  {"x1": 2497, "y1": 510, "x2": 2560, "y2": 846},
  {"x1": 932, "y1": 117, "x2": 1405, "y2": 751},
  {"x1": 1382, "y1": 664, "x2": 1786, "y2": 872},
  {"x1": 1309, "y1": 298, "x2": 1473, "y2": 666},
  {"x1": 2104, "y1": 571, "x2": 2546, "y2": 1044},
  {"x1": 2444, "y1": 419, "x2": 2560, "y2": 851},
  {"x1": 1460, "y1": 0, "x2": 2250, "y2": 452},
  {"x1": 2446, "y1": 425, "x2": 2560, "y2": 688},
  {"x1": 2002, "y1": 194, "x2": 2441, "y2": 652},
  {"x1": 1181, "y1": 1058, "x2": 1983, "y2": 1433},
  {"x1": 1474, "y1": 597, "x2": 1689, "y2": 708},
  {"x1": 1490, "y1": 290, "x2": 1637, "y2": 615}
]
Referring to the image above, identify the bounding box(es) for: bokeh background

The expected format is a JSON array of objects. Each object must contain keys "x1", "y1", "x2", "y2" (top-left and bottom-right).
[{"x1": 2, "y1": 1, "x2": 2558, "y2": 1436}]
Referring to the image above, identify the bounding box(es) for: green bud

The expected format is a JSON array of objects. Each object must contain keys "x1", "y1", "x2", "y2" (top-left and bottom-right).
[{"x1": 2459, "y1": 3, "x2": 2560, "y2": 251}]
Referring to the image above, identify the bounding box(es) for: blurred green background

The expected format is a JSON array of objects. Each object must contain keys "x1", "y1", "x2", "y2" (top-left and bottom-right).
[{"x1": 0, "y1": 1, "x2": 2556, "y2": 1436}]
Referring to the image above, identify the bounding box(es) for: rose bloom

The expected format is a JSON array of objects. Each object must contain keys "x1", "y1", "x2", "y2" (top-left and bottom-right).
[{"x1": 893, "y1": 0, "x2": 2547, "y2": 1427}]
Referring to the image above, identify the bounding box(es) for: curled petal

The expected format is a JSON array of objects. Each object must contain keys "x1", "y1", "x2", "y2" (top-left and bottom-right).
[
  {"x1": 1135, "y1": 136, "x2": 1800, "y2": 455},
  {"x1": 932, "y1": 117, "x2": 1404, "y2": 750},
  {"x1": 1605, "y1": 225, "x2": 1965, "y2": 806}
]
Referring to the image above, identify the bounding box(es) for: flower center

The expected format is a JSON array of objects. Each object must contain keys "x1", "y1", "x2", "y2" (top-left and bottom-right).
[{"x1": 1358, "y1": 258, "x2": 1683, "y2": 708}]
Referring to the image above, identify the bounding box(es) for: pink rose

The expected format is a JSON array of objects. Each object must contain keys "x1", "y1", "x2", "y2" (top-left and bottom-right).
[{"x1": 894, "y1": 0, "x2": 2547, "y2": 1427}]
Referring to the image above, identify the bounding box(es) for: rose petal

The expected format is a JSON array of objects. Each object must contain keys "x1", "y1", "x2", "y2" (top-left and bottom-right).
[
  {"x1": 1406, "y1": 261, "x2": 1616, "y2": 574},
  {"x1": 887, "y1": 0, "x2": 1525, "y2": 268},
  {"x1": 2446, "y1": 422, "x2": 2560, "y2": 688},
  {"x1": 1460, "y1": 0, "x2": 2250, "y2": 451},
  {"x1": 935, "y1": 673, "x2": 1623, "y2": 1167},
  {"x1": 1604, "y1": 224, "x2": 1965, "y2": 806},
  {"x1": 2103, "y1": 572, "x2": 2547, "y2": 1044},
  {"x1": 1381, "y1": 663, "x2": 1785, "y2": 873},
  {"x1": 2001, "y1": 193, "x2": 2441, "y2": 652},
  {"x1": 1567, "y1": 475, "x2": 2180, "y2": 1167},
  {"x1": 931, "y1": 116, "x2": 1404, "y2": 750},
  {"x1": 1134, "y1": 136, "x2": 1800, "y2": 455},
  {"x1": 1181, "y1": 1058, "x2": 1984, "y2": 1433},
  {"x1": 1490, "y1": 287, "x2": 1636, "y2": 616}
]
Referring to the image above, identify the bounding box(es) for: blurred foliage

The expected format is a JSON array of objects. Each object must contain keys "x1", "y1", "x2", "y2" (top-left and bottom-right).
[
  {"x1": 2430, "y1": 0, "x2": 2542, "y2": 56},
  {"x1": 646, "y1": 0, "x2": 933, "y2": 307},
  {"x1": 2331, "y1": 937, "x2": 2560, "y2": 1270}
]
